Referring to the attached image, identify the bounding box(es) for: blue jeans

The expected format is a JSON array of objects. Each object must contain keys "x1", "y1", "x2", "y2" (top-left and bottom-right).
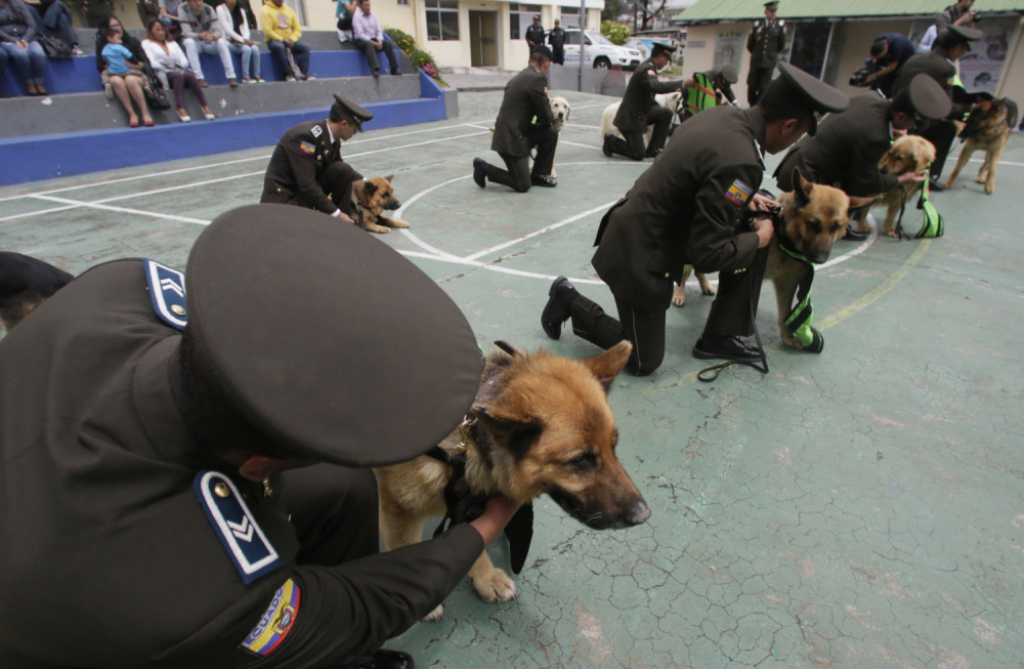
[
  {"x1": 0, "y1": 41, "x2": 47, "y2": 86},
  {"x1": 267, "y1": 39, "x2": 309, "y2": 78},
  {"x1": 228, "y1": 42, "x2": 261, "y2": 80},
  {"x1": 25, "y1": 2, "x2": 76, "y2": 46}
]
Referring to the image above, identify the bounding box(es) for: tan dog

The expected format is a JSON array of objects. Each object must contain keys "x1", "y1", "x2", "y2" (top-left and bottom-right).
[
  {"x1": 945, "y1": 98, "x2": 1018, "y2": 195},
  {"x1": 350, "y1": 175, "x2": 410, "y2": 234},
  {"x1": 599, "y1": 91, "x2": 682, "y2": 146},
  {"x1": 850, "y1": 135, "x2": 935, "y2": 238},
  {"x1": 374, "y1": 340, "x2": 650, "y2": 620}
]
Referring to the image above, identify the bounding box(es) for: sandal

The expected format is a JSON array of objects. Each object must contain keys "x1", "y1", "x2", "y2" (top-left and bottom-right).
[{"x1": 143, "y1": 119, "x2": 155, "y2": 127}]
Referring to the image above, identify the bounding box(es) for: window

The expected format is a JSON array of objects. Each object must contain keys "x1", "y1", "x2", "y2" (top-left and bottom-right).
[
  {"x1": 397, "y1": 0, "x2": 409, "y2": 5},
  {"x1": 284, "y1": 0, "x2": 306, "y2": 25},
  {"x1": 559, "y1": 6, "x2": 579, "y2": 30},
  {"x1": 426, "y1": 0, "x2": 459, "y2": 41},
  {"x1": 509, "y1": 3, "x2": 541, "y2": 40}
]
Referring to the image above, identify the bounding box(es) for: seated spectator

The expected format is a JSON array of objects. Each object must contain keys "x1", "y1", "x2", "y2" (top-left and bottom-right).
[
  {"x1": 335, "y1": 0, "x2": 355, "y2": 43},
  {"x1": 351, "y1": 0, "x2": 398, "y2": 78},
  {"x1": 215, "y1": 0, "x2": 261, "y2": 83},
  {"x1": 94, "y1": 14, "x2": 150, "y2": 99},
  {"x1": 157, "y1": 0, "x2": 184, "y2": 41},
  {"x1": 0, "y1": 0, "x2": 47, "y2": 95},
  {"x1": 101, "y1": 25, "x2": 154, "y2": 127},
  {"x1": 142, "y1": 18, "x2": 214, "y2": 122},
  {"x1": 0, "y1": 47, "x2": 9, "y2": 97},
  {"x1": 24, "y1": 0, "x2": 82, "y2": 55},
  {"x1": 179, "y1": 0, "x2": 237, "y2": 87},
  {"x1": 260, "y1": 0, "x2": 310, "y2": 81}
]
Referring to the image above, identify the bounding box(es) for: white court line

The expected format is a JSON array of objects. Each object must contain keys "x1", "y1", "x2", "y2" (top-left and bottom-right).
[
  {"x1": 968, "y1": 158, "x2": 1024, "y2": 166},
  {"x1": 33, "y1": 195, "x2": 212, "y2": 226},
  {"x1": 464, "y1": 201, "x2": 617, "y2": 261}
]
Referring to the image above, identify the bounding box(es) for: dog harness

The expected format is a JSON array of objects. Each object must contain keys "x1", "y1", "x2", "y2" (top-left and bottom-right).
[
  {"x1": 684, "y1": 72, "x2": 718, "y2": 116},
  {"x1": 774, "y1": 236, "x2": 825, "y2": 354},
  {"x1": 893, "y1": 162, "x2": 944, "y2": 240}
]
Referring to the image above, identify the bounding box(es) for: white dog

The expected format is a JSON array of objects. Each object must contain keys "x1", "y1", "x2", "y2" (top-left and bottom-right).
[{"x1": 599, "y1": 91, "x2": 681, "y2": 147}]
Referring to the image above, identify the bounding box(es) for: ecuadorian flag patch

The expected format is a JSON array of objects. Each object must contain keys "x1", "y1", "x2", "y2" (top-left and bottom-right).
[
  {"x1": 241, "y1": 578, "x2": 301, "y2": 657},
  {"x1": 299, "y1": 141, "x2": 315, "y2": 155},
  {"x1": 725, "y1": 179, "x2": 753, "y2": 207}
]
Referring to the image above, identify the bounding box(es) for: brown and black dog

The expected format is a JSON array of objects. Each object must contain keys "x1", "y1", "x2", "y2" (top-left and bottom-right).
[
  {"x1": 373, "y1": 340, "x2": 649, "y2": 620},
  {"x1": 945, "y1": 98, "x2": 1019, "y2": 195},
  {"x1": 850, "y1": 134, "x2": 935, "y2": 238},
  {"x1": 350, "y1": 175, "x2": 411, "y2": 234}
]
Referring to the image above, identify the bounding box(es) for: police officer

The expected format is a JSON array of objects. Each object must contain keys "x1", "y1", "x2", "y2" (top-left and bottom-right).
[
  {"x1": 746, "y1": 1, "x2": 786, "y2": 106},
  {"x1": 541, "y1": 63, "x2": 849, "y2": 375},
  {"x1": 678, "y1": 64, "x2": 739, "y2": 124},
  {"x1": 473, "y1": 45, "x2": 558, "y2": 192},
  {"x1": 548, "y1": 18, "x2": 565, "y2": 65},
  {"x1": 602, "y1": 42, "x2": 684, "y2": 160},
  {"x1": 893, "y1": 25, "x2": 982, "y2": 190},
  {"x1": 261, "y1": 94, "x2": 373, "y2": 223},
  {"x1": 775, "y1": 74, "x2": 952, "y2": 240},
  {"x1": 525, "y1": 14, "x2": 545, "y2": 50},
  {"x1": 0, "y1": 205, "x2": 522, "y2": 669}
]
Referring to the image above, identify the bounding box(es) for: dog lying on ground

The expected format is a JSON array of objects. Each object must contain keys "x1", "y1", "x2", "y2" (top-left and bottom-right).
[
  {"x1": 599, "y1": 91, "x2": 682, "y2": 147},
  {"x1": 944, "y1": 97, "x2": 1019, "y2": 195},
  {"x1": 373, "y1": 340, "x2": 649, "y2": 620},
  {"x1": 850, "y1": 135, "x2": 935, "y2": 238},
  {"x1": 350, "y1": 175, "x2": 410, "y2": 234},
  {"x1": 0, "y1": 252, "x2": 73, "y2": 333}
]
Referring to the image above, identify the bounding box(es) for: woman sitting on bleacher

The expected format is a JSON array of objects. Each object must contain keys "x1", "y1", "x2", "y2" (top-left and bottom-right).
[
  {"x1": 0, "y1": 0, "x2": 48, "y2": 96},
  {"x1": 100, "y1": 25, "x2": 154, "y2": 128},
  {"x1": 215, "y1": 0, "x2": 262, "y2": 84},
  {"x1": 142, "y1": 18, "x2": 214, "y2": 123},
  {"x1": 94, "y1": 14, "x2": 150, "y2": 98}
]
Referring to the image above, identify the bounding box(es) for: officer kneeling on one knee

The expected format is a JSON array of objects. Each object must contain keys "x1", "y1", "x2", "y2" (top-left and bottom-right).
[
  {"x1": 603, "y1": 41, "x2": 684, "y2": 161},
  {"x1": 0, "y1": 205, "x2": 521, "y2": 669},
  {"x1": 542, "y1": 63, "x2": 849, "y2": 376}
]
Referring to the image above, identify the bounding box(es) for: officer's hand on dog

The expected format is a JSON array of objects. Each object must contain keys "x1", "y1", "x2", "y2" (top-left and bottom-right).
[
  {"x1": 898, "y1": 171, "x2": 927, "y2": 186},
  {"x1": 470, "y1": 495, "x2": 522, "y2": 545},
  {"x1": 749, "y1": 192, "x2": 780, "y2": 212}
]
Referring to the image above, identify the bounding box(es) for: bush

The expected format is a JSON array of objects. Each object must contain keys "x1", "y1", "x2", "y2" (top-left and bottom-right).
[
  {"x1": 600, "y1": 21, "x2": 631, "y2": 46},
  {"x1": 384, "y1": 27, "x2": 447, "y2": 86}
]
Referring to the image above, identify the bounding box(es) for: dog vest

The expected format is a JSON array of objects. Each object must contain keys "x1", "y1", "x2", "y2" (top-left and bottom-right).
[
  {"x1": 915, "y1": 169, "x2": 944, "y2": 238},
  {"x1": 775, "y1": 240, "x2": 825, "y2": 354},
  {"x1": 684, "y1": 72, "x2": 717, "y2": 115}
]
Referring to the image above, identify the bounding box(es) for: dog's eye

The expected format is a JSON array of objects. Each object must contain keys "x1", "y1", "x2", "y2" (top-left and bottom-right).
[
  {"x1": 808, "y1": 219, "x2": 822, "y2": 233},
  {"x1": 831, "y1": 222, "x2": 841, "y2": 233},
  {"x1": 567, "y1": 451, "x2": 598, "y2": 471}
]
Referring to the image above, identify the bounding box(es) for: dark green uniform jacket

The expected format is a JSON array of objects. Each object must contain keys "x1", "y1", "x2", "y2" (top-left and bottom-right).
[
  {"x1": 894, "y1": 49, "x2": 966, "y2": 119},
  {"x1": 775, "y1": 91, "x2": 899, "y2": 196},
  {"x1": 592, "y1": 106, "x2": 765, "y2": 311},
  {"x1": 491, "y1": 65, "x2": 553, "y2": 158},
  {"x1": 0, "y1": 260, "x2": 483, "y2": 669},
  {"x1": 262, "y1": 120, "x2": 355, "y2": 214},
  {"x1": 747, "y1": 18, "x2": 786, "y2": 70},
  {"x1": 613, "y1": 60, "x2": 683, "y2": 135}
]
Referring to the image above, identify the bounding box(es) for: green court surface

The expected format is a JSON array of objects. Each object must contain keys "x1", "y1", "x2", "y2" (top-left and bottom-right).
[{"x1": 2, "y1": 91, "x2": 1023, "y2": 668}]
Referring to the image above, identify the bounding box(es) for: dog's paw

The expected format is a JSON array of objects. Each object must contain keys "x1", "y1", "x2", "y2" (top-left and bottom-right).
[
  {"x1": 367, "y1": 226, "x2": 390, "y2": 234},
  {"x1": 780, "y1": 332, "x2": 804, "y2": 350},
  {"x1": 671, "y1": 286, "x2": 686, "y2": 307},
  {"x1": 700, "y1": 284, "x2": 716, "y2": 296},
  {"x1": 884, "y1": 227, "x2": 898, "y2": 238},
  {"x1": 422, "y1": 604, "x2": 444, "y2": 622},
  {"x1": 472, "y1": 568, "x2": 517, "y2": 603},
  {"x1": 985, "y1": 183, "x2": 995, "y2": 195}
]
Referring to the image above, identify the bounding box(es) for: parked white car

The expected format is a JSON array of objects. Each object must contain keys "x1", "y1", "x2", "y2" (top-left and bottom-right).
[{"x1": 562, "y1": 29, "x2": 643, "y2": 70}]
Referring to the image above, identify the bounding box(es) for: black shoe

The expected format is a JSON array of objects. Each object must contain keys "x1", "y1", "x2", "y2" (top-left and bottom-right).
[
  {"x1": 372, "y1": 70, "x2": 380, "y2": 79},
  {"x1": 531, "y1": 174, "x2": 557, "y2": 188},
  {"x1": 334, "y1": 649, "x2": 414, "y2": 669},
  {"x1": 541, "y1": 276, "x2": 577, "y2": 339},
  {"x1": 644, "y1": 148, "x2": 662, "y2": 158},
  {"x1": 842, "y1": 226, "x2": 867, "y2": 241},
  {"x1": 602, "y1": 133, "x2": 615, "y2": 158},
  {"x1": 472, "y1": 158, "x2": 486, "y2": 188},
  {"x1": 928, "y1": 176, "x2": 946, "y2": 192},
  {"x1": 692, "y1": 335, "x2": 762, "y2": 363}
]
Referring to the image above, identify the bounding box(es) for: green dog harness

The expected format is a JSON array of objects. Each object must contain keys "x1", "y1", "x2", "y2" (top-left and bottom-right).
[{"x1": 775, "y1": 240, "x2": 825, "y2": 353}]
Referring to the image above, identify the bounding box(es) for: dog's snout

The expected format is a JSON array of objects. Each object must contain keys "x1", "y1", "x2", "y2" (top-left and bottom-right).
[
  {"x1": 386, "y1": 197, "x2": 402, "y2": 211},
  {"x1": 625, "y1": 499, "x2": 651, "y2": 526}
]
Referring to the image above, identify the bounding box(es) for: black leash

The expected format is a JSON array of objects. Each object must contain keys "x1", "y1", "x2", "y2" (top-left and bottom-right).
[{"x1": 893, "y1": 188, "x2": 912, "y2": 241}]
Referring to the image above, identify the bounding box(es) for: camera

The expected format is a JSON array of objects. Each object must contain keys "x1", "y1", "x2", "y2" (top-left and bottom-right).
[{"x1": 849, "y1": 58, "x2": 883, "y2": 88}]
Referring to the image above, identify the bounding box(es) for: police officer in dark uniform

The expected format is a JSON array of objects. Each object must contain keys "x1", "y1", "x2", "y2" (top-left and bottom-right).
[
  {"x1": 548, "y1": 18, "x2": 565, "y2": 65},
  {"x1": 746, "y1": 1, "x2": 787, "y2": 106},
  {"x1": 602, "y1": 42, "x2": 684, "y2": 160},
  {"x1": 892, "y1": 25, "x2": 982, "y2": 191},
  {"x1": 775, "y1": 74, "x2": 952, "y2": 240},
  {"x1": 473, "y1": 45, "x2": 558, "y2": 192},
  {"x1": 525, "y1": 14, "x2": 545, "y2": 50},
  {"x1": 0, "y1": 205, "x2": 522, "y2": 669},
  {"x1": 261, "y1": 94, "x2": 373, "y2": 224},
  {"x1": 541, "y1": 63, "x2": 849, "y2": 375},
  {"x1": 678, "y1": 64, "x2": 739, "y2": 124}
]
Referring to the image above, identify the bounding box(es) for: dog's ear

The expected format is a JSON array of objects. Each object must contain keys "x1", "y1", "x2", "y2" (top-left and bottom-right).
[
  {"x1": 580, "y1": 340, "x2": 632, "y2": 393},
  {"x1": 472, "y1": 403, "x2": 543, "y2": 459},
  {"x1": 363, "y1": 179, "x2": 377, "y2": 197},
  {"x1": 384, "y1": 174, "x2": 394, "y2": 183},
  {"x1": 565, "y1": 104, "x2": 571, "y2": 122},
  {"x1": 792, "y1": 167, "x2": 812, "y2": 208},
  {"x1": 494, "y1": 340, "x2": 519, "y2": 357}
]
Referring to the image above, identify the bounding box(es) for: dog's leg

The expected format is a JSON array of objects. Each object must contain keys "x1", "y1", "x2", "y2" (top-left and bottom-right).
[
  {"x1": 672, "y1": 266, "x2": 692, "y2": 307},
  {"x1": 852, "y1": 207, "x2": 870, "y2": 234},
  {"x1": 377, "y1": 215, "x2": 410, "y2": 229},
  {"x1": 695, "y1": 271, "x2": 715, "y2": 296},
  {"x1": 983, "y1": 133, "x2": 1008, "y2": 195},
  {"x1": 945, "y1": 141, "x2": 974, "y2": 189},
  {"x1": 772, "y1": 272, "x2": 803, "y2": 349},
  {"x1": 362, "y1": 217, "x2": 393, "y2": 234},
  {"x1": 883, "y1": 200, "x2": 901, "y2": 238},
  {"x1": 467, "y1": 550, "x2": 517, "y2": 604}
]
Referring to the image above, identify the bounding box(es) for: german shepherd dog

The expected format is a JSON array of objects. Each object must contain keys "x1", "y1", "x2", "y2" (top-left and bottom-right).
[
  {"x1": 0, "y1": 252, "x2": 73, "y2": 333},
  {"x1": 373, "y1": 340, "x2": 650, "y2": 620},
  {"x1": 944, "y1": 98, "x2": 1019, "y2": 195},
  {"x1": 350, "y1": 175, "x2": 411, "y2": 234},
  {"x1": 850, "y1": 135, "x2": 935, "y2": 238}
]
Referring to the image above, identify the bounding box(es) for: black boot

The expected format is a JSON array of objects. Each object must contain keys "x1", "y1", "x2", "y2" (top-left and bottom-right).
[
  {"x1": 842, "y1": 227, "x2": 866, "y2": 241},
  {"x1": 692, "y1": 335, "x2": 761, "y2": 363},
  {"x1": 541, "y1": 276, "x2": 578, "y2": 339},
  {"x1": 602, "y1": 133, "x2": 615, "y2": 158},
  {"x1": 472, "y1": 158, "x2": 487, "y2": 188}
]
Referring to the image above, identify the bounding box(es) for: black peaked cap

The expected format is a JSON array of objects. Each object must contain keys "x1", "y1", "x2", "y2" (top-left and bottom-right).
[
  {"x1": 185, "y1": 204, "x2": 483, "y2": 467},
  {"x1": 331, "y1": 94, "x2": 373, "y2": 131},
  {"x1": 897, "y1": 74, "x2": 953, "y2": 120}
]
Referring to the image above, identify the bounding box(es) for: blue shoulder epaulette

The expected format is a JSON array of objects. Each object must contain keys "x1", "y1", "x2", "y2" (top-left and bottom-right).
[
  {"x1": 143, "y1": 259, "x2": 188, "y2": 330},
  {"x1": 194, "y1": 470, "x2": 284, "y2": 584}
]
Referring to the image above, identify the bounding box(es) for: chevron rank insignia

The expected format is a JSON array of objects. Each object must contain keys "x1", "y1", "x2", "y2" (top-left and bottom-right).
[
  {"x1": 241, "y1": 578, "x2": 302, "y2": 657},
  {"x1": 143, "y1": 259, "x2": 187, "y2": 330},
  {"x1": 194, "y1": 470, "x2": 283, "y2": 584}
]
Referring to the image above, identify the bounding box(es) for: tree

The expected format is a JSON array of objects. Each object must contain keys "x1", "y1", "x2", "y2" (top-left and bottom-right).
[
  {"x1": 602, "y1": 0, "x2": 622, "y2": 22},
  {"x1": 633, "y1": 0, "x2": 669, "y2": 32}
]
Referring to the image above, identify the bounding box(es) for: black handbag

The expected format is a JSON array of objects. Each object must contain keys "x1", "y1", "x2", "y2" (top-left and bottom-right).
[
  {"x1": 337, "y1": 13, "x2": 353, "y2": 31},
  {"x1": 142, "y1": 63, "x2": 172, "y2": 110},
  {"x1": 38, "y1": 35, "x2": 73, "y2": 60}
]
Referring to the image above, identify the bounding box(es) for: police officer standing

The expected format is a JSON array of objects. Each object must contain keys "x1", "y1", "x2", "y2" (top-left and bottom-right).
[
  {"x1": 746, "y1": 1, "x2": 786, "y2": 105},
  {"x1": 542, "y1": 63, "x2": 849, "y2": 375},
  {"x1": 893, "y1": 25, "x2": 982, "y2": 190},
  {"x1": 261, "y1": 94, "x2": 372, "y2": 224},
  {"x1": 473, "y1": 46, "x2": 558, "y2": 192},
  {"x1": 678, "y1": 64, "x2": 739, "y2": 124},
  {"x1": 602, "y1": 42, "x2": 684, "y2": 160},
  {"x1": 525, "y1": 14, "x2": 545, "y2": 50},
  {"x1": 548, "y1": 18, "x2": 565, "y2": 65},
  {"x1": 0, "y1": 205, "x2": 522, "y2": 669}
]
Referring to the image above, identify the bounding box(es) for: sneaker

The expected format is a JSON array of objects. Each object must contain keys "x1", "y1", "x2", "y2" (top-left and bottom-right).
[
  {"x1": 304, "y1": 74, "x2": 315, "y2": 81},
  {"x1": 228, "y1": 78, "x2": 239, "y2": 88},
  {"x1": 71, "y1": 45, "x2": 85, "y2": 57},
  {"x1": 472, "y1": 158, "x2": 486, "y2": 188},
  {"x1": 256, "y1": 77, "x2": 266, "y2": 83},
  {"x1": 285, "y1": 75, "x2": 297, "y2": 82},
  {"x1": 541, "y1": 276, "x2": 578, "y2": 340},
  {"x1": 242, "y1": 78, "x2": 255, "y2": 84},
  {"x1": 692, "y1": 335, "x2": 762, "y2": 363}
]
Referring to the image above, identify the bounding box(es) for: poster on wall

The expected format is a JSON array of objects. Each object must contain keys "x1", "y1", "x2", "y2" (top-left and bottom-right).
[
  {"x1": 714, "y1": 30, "x2": 744, "y2": 72},
  {"x1": 957, "y1": 16, "x2": 1018, "y2": 94}
]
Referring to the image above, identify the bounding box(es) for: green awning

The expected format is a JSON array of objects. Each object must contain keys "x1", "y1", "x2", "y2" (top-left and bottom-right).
[{"x1": 675, "y1": 0, "x2": 1024, "y2": 23}]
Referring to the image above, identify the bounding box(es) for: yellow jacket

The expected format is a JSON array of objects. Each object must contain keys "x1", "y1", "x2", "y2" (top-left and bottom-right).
[{"x1": 260, "y1": 1, "x2": 302, "y2": 42}]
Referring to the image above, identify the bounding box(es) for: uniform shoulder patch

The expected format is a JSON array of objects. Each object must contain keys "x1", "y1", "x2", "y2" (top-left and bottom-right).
[
  {"x1": 194, "y1": 470, "x2": 283, "y2": 584},
  {"x1": 311, "y1": 125, "x2": 323, "y2": 138},
  {"x1": 299, "y1": 141, "x2": 315, "y2": 155},
  {"x1": 143, "y1": 259, "x2": 187, "y2": 330},
  {"x1": 725, "y1": 179, "x2": 754, "y2": 208},
  {"x1": 241, "y1": 578, "x2": 302, "y2": 657}
]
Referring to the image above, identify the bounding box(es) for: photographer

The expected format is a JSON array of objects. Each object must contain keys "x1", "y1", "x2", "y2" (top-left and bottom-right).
[
  {"x1": 858, "y1": 33, "x2": 914, "y2": 97},
  {"x1": 936, "y1": 0, "x2": 978, "y2": 33}
]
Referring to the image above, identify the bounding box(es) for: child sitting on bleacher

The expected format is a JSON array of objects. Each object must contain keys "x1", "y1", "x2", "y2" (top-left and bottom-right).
[{"x1": 101, "y1": 27, "x2": 154, "y2": 128}]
